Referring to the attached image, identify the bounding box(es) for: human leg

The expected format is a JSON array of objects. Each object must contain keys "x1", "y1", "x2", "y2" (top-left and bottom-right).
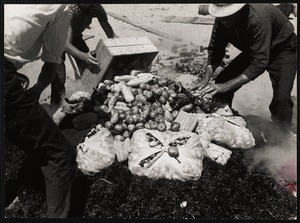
[
  {"x1": 51, "y1": 53, "x2": 66, "y2": 113},
  {"x1": 267, "y1": 34, "x2": 297, "y2": 129},
  {"x1": 214, "y1": 52, "x2": 251, "y2": 107},
  {"x1": 5, "y1": 61, "x2": 77, "y2": 218}
]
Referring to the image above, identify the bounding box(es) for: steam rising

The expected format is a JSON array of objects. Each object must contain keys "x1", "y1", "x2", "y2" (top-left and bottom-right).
[{"x1": 246, "y1": 132, "x2": 297, "y2": 182}]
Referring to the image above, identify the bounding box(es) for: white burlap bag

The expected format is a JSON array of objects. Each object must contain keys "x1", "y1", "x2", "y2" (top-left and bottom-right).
[
  {"x1": 196, "y1": 114, "x2": 255, "y2": 149},
  {"x1": 76, "y1": 124, "x2": 115, "y2": 175},
  {"x1": 128, "y1": 129, "x2": 204, "y2": 181}
]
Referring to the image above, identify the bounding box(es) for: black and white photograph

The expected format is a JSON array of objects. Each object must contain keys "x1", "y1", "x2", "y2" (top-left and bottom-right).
[{"x1": 2, "y1": 2, "x2": 298, "y2": 220}]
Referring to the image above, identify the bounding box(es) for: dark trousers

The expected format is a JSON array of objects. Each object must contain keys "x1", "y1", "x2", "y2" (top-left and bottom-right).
[
  {"x1": 51, "y1": 35, "x2": 89, "y2": 109},
  {"x1": 214, "y1": 33, "x2": 297, "y2": 127},
  {"x1": 5, "y1": 60, "x2": 77, "y2": 218}
]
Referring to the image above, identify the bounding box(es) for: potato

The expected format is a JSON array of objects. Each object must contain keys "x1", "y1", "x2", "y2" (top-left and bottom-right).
[
  {"x1": 137, "y1": 116, "x2": 146, "y2": 124},
  {"x1": 158, "y1": 95, "x2": 167, "y2": 104},
  {"x1": 125, "y1": 115, "x2": 134, "y2": 124},
  {"x1": 131, "y1": 106, "x2": 139, "y2": 114},
  {"x1": 105, "y1": 121, "x2": 113, "y2": 130},
  {"x1": 114, "y1": 124, "x2": 124, "y2": 133},
  {"x1": 152, "y1": 88, "x2": 162, "y2": 97},
  {"x1": 136, "y1": 101, "x2": 144, "y2": 108},
  {"x1": 152, "y1": 101, "x2": 161, "y2": 109},
  {"x1": 144, "y1": 122, "x2": 151, "y2": 129},
  {"x1": 143, "y1": 90, "x2": 153, "y2": 99},
  {"x1": 139, "y1": 95, "x2": 147, "y2": 103},
  {"x1": 145, "y1": 84, "x2": 152, "y2": 91},
  {"x1": 127, "y1": 124, "x2": 136, "y2": 132},
  {"x1": 157, "y1": 122, "x2": 167, "y2": 132},
  {"x1": 155, "y1": 107, "x2": 165, "y2": 116},
  {"x1": 125, "y1": 110, "x2": 133, "y2": 116},
  {"x1": 121, "y1": 123, "x2": 128, "y2": 131},
  {"x1": 140, "y1": 83, "x2": 148, "y2": 90},
  {"x1": 149, "y1": 121, "x2": 158, "y2": 130},
  {"x1": 136, "y1": 123, "x2": 144, "y2": 129},
  {"x1": 119, "y1": 113, "x2": 126, "y2": 120},
  {"x1": 170, "y1": 122, "x2": 180, "y2": 132},
  {"x1": 155, "y1": 115, "x2": 165, "y2": 123},
  {"x1": 132, "y1": 114, "x2": 139, "y2": 124},
  {"x1": 161, "y1": 90, "x2": 170, "y2": 98},
  {"x1": 137, "y1": 88, "x2": 143, "y2": 94},
  {"x1": 150, "y1": 111, "x2": 158, "y2": 119}
]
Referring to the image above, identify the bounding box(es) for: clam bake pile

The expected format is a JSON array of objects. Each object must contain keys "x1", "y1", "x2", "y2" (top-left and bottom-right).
[
  {"x1": 53, "y1": 70, "x2": 256, "y2": 179},
  {"x1": 5, "y1": 70, "x2": 296, "y2": 219}
]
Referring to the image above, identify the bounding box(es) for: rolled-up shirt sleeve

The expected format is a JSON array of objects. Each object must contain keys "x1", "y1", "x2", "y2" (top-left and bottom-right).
[
  {"x1": 207, "y1": 19, "x2": 228, "y2": 67},
  {"x1": 243, "y1": 21, "x2": 272, "y2": 80},
  {"x1": 41, "y1": 5, "x2": 70, "y2": 64}
]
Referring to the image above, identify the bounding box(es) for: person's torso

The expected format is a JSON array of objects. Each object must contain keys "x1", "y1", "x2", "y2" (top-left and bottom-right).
[
  {"x1": 69, "y1": 4, "x2": 107, "y2": 38},
  {"x1": 225, "y1": 4, "x2": 294, "y2": 52},
  {"x1": 4, "y1": 4, "x2": 68, "y2": 69}
]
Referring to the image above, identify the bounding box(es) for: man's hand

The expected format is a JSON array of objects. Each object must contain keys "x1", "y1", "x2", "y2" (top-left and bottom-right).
[
  {"x1": 187, "y1": 65, "x2": 213, "y2": 91},
  {"x1": 197, "y1": 83, "x2": 229, "y2": 97},
  {"x1": 81, "y1": 52, "x2": 99, "y2": 65}
]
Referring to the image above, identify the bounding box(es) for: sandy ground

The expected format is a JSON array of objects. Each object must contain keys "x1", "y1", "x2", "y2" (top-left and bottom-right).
[{"x1": 18, "y1": 4, "x2": 297, "y2": 182}]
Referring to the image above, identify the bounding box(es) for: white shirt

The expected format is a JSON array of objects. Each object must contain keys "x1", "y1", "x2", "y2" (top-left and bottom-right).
[{"x1": 4, "y1": 4, "x2": 69, "y2": 69}]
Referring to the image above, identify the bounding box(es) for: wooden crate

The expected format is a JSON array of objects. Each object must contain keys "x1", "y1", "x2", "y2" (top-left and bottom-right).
[{"x1": 81, "y1": 36, "x2": 159, "y2": 93}]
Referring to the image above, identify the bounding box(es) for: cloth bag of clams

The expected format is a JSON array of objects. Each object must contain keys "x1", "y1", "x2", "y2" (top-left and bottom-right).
[{"x1": 128, "y1": 129, "x2": 204, "y2": 181}]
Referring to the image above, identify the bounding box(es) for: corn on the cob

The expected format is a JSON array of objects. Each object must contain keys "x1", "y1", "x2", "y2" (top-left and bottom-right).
[
  {"x1": 108, "y1": 95, "x2": 118, "y2": 111},
  {"x1": 121, "y1": 83, "x2": 134, "y2": 102},
  {"x1": 127, "y1": 77, "x2": 152, "y2": 87},
  {"x1": 114, "y1": 106, "x2": 130, "y2": 111},
  {"x1": 136, "y1": 73, "x2": 158, "y2": 78},
  {"x1": 116, "y1": 102, "x2": 128, "y2": 107},
  {"x1": 114, "y1": 75, "x2": 137, "y2": 82}
]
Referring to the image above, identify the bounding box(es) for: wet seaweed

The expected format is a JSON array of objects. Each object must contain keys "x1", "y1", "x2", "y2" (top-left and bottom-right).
[
  {"x1": 85, "y1": 150, "x2": 296, "y2": 219},
  {"x1": 5, "y1": 143, "x2": 297, "y2": 219}
]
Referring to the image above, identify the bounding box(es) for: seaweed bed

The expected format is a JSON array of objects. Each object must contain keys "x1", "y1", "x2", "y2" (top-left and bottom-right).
[{"x1": 5, "y1": 140, "x2": 297, "y2": 219}]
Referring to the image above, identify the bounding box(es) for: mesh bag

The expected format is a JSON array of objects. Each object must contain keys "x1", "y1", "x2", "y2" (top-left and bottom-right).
[
  {"x1": 76, "y1": 124, "x2": 115, "y2": 175},
  {"x1": 196, "y1": 114, "x2": 255, "y2": 149},
  {"x1": 128, "y1": 129, "x2": 204, "y2": 181}
]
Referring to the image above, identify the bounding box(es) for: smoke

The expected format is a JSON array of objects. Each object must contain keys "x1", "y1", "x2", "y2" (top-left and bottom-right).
[{"x1": 245, "y1": 132, "x2": 297, "y2": 182}]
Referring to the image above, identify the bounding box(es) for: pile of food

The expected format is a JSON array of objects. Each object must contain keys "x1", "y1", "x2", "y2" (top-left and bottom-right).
[
  {"x1": 6, "y1": 66, "x2": 296, "y2": 220},
  {"x1": 91, "y1": 73, "x2": 198, "y2": 139},
  {"x1": 52, "y1": 71, "x2": 257, "y2": 179}
]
